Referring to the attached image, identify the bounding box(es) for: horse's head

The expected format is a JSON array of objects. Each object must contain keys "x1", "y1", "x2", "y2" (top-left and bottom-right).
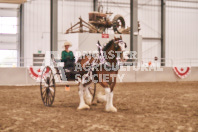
[{"x1": 113, "y1": 36, "x2": 129, "y2": 61}]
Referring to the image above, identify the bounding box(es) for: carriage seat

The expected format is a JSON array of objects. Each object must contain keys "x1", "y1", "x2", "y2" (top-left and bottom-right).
[{"x1": 54, "y1": 59, "x2": 77, "y2": 81}]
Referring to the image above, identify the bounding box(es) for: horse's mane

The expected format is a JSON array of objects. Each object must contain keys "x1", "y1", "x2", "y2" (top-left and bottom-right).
[
  {"x1": 77, "y1": 53, "x2": 97, "y2": 63},
  {"x1": 102, "y1": 39, "x2": 114, "y2": 51}
]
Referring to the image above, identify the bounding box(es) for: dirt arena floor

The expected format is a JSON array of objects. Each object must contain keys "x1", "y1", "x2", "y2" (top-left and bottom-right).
[{"x1": 0, "y1": 82, "x2": 198, "y2": 132}]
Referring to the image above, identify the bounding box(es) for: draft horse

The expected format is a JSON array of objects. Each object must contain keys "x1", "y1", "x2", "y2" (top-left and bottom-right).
[{"x1": 76, "y1": 36, "x2": 128, "y2": 112}]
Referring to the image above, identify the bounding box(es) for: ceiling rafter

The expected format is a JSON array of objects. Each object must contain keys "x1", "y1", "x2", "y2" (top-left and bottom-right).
[{"x1": 0, "y1": 0, "x2": 27, "y2": 4}]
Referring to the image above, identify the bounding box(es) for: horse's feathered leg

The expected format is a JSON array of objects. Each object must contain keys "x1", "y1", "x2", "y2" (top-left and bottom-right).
[
  {"x1": 77, "y1": 83, "x2": 90, "y2": 110},
  {"x1": 97, "y1": 81, "x2": 109, "y2": 103},
  {"x1": 97, "y1": 92, "x2": 107, "y2": 103},
  {"x1": 84, "y1": 82, "x2": 93, "y2": 105},
  {"x1": 105, "y1": 88, "x2": 117, "y2": 112}
]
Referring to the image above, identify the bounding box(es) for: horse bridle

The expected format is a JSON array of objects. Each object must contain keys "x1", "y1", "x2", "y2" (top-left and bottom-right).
[
  {"x1": 114, "y1": 39, "x2": 127, "y2": 50},
  {"x1": 96, "y1": 39, "x2": 127, "y2": 67}
]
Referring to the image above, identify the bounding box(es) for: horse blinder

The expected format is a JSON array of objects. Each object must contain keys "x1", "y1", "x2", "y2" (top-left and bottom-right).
[{"x1": 114, "y1": 43, "x2": 119, "y2": 50}]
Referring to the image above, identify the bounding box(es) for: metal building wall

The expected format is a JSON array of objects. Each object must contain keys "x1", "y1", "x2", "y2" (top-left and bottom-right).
[
  {"x1": 166, "y1": 0, "x2": 198, "y2": 66},
  {"x1": 20, "y1": 0, "x2": 198, "y2": 67},
  {"x1": 138, "y1": 0, "x2": 198, "y2": 67},
  {"x1": 58, "y1": 0, "x2": 93, "y2": 33},
  {"x1": 58, "y1": 0, "x2": 93, "y2": 47},
  {"x1": 23, "y1": 0, "x2": 50, "y2": 66},
  {"x1": 138, "y1": 0, "x2": 162, "y2": 66}
]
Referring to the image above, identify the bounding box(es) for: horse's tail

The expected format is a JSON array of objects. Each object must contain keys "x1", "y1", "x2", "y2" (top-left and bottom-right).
[
  {"x1": 97, "y1": 41, "x2": 101, "y2": 46},
  {"x1": 97, "y1": 41, "x2": 102, "y2": 56}
]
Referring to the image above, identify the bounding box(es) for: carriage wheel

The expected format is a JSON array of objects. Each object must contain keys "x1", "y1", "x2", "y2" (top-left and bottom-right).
[
  {"x1": 112, "y1": 15, "x2": 125, "y2": 34},
  {"x1": 40, "y1": 66, "x2": 56, "y2": 106}
]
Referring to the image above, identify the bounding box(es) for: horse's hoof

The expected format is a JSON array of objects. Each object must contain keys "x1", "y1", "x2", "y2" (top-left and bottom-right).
[
  {"x1": 77, "y1": 104, "x2": 90, "y2": 110},
  {"x1": 84, "y1": 91, "x2": 93, "y2": 105},
  {"x1": 105, "y1": 106, "x2": 117, "y2": 112}
]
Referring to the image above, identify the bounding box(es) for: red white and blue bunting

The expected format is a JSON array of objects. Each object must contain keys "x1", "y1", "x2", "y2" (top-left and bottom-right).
[
  {"x1": 28, "y1": 66, "x2": 50, "y2": 80},
  {"x1": 173, "y1": 67, "x2": 191, "y2": 79}
]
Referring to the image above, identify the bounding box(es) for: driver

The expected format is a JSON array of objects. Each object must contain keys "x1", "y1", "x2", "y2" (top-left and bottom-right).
[{"x1": 61, "y1": 41, "x2": 75, "y2": 69}]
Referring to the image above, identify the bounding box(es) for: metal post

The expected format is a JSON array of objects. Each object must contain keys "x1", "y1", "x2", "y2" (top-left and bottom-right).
[
  {"x1": 161, "y1": 0, "x2": 166, "y2": 66},
  {"x1": 130, "y1": 0, "x2": 133, "y2": 51},
  {"x1": 50, "y1": 0, "x2": 58, "y2": 51},
  {"x1": 19, "y1": 4, "x2": 24, "y2": 67},
  {"x1": 93, "y1": 0, "x2": 98, "y2": 11},
  {"x1": 130, "y1": 0, "x2": 138, "y2": 52}
]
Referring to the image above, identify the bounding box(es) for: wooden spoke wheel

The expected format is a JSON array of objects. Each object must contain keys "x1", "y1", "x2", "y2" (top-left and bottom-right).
[
  {"x1": 112, "y1": 15, "x2": 125, "y2": 34},
  {"x1": 40, "y1": 66, "x2": 56, "y2": 106}
]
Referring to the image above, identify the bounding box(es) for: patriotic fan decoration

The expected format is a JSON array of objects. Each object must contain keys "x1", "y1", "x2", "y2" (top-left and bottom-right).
[
  {"x1": 28, "y1": 67, "x2": 50, "y2": 80},
  {"x1": 173, "y1": 67, "x2": 191, "y2": 79}
]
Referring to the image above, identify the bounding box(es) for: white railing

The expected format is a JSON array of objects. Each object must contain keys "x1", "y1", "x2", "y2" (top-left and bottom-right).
[
  {"x1": 0, "y1": 57, "x2": 198, "y2": 67},
  {"x1": 125, "y1": 58, "x2": 198, "y2": 67}
]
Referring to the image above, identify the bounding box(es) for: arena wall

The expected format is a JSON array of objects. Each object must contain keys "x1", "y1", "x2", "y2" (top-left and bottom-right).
[
  {"x1": 0, "y1": 67, "x2": 197, "y2": 85},
  {"x1": 0, "y1": 67, "x2": 37, "y2": 85}
]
